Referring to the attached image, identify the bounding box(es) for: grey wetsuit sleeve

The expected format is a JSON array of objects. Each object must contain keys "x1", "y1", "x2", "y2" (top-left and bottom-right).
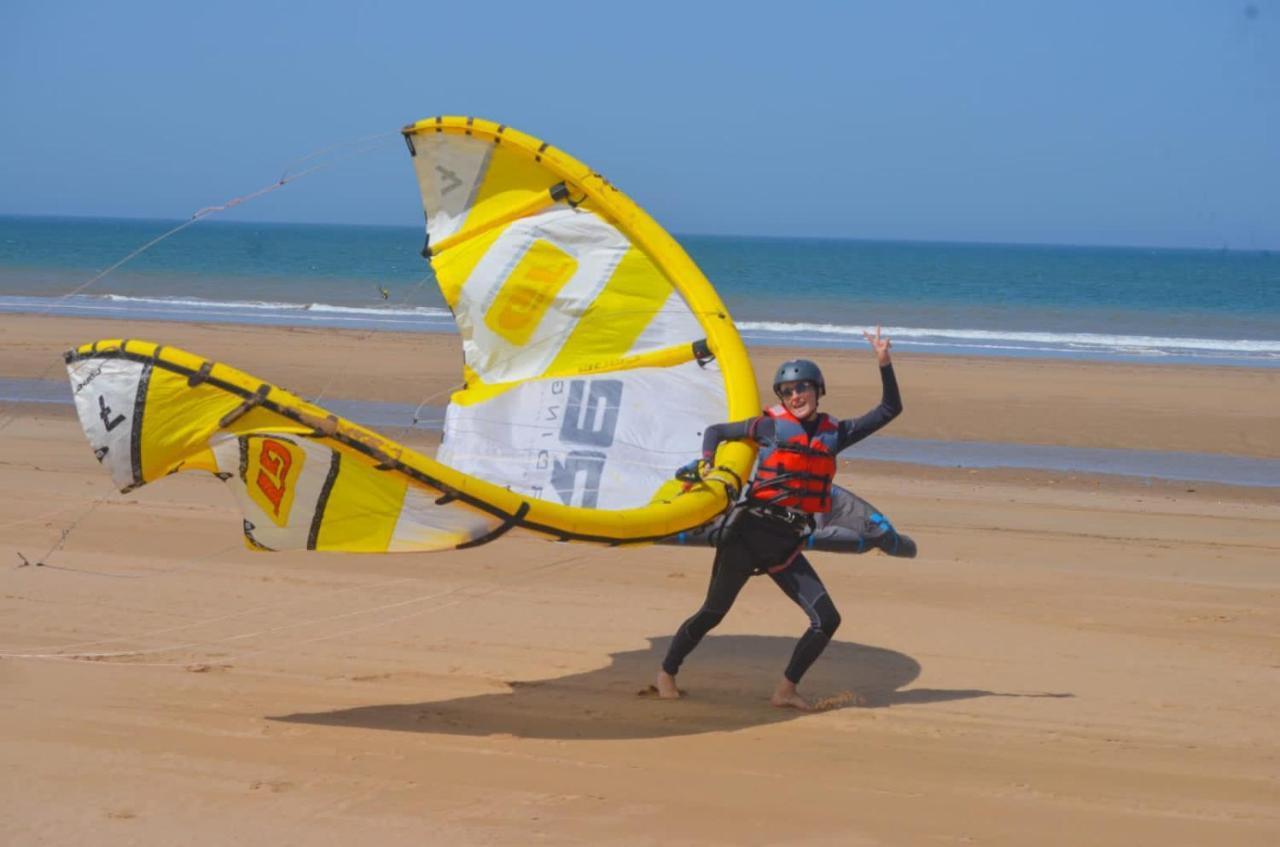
[
  {"x1": 701, "y1": 417, "x2": 768, "y2": 460},
  {"x1": 835, "y1": 364, "x2": 902, "y2": 452}
]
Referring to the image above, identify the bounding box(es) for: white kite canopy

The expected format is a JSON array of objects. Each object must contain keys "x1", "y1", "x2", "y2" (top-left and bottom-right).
[{"x1": 64, "y1": 117, "x2": 759, "y2": 553}]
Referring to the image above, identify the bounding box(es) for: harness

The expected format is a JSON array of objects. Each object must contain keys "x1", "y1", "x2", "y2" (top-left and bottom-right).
[
  {"x1": 711, "y1": 499, "x2": 813, "y2": 574},
  {"x1": 747, "y1": 405, "x2": 839, "y2": 515}
]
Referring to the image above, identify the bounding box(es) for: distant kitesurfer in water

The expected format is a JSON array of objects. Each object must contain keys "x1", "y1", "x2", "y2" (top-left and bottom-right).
[{"x1": 658, "y1": 326, "x2": 907, "y2": 710}]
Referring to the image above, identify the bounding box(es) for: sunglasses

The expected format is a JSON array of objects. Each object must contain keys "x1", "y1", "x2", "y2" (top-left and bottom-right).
[{"x1": 777, "y1": 381, "x2": 817, "y2": 398}]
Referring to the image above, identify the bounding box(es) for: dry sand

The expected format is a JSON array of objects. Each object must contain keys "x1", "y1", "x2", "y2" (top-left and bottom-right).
[{"x1": 2, "y1": 315, "x2": 1278, "y2": 845}]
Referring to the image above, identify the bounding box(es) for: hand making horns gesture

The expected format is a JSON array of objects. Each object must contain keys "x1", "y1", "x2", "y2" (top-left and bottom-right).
[{"x1": 863, "y1": 324, "x2": 893, "y2": 366}]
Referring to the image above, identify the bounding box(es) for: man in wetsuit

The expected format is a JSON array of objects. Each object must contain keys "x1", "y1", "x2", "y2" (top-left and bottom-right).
[{"x1": 656, "y1": 326, "x2": 902, "y2": 710}]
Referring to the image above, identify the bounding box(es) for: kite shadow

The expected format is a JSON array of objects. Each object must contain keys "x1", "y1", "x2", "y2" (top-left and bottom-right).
[{"x1": 273, "y1": 635, "x2": 1072, "y2": 740}]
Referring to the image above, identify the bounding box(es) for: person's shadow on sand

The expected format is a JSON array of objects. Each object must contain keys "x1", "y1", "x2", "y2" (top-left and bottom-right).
[{"x1": 273, "y1": 636, "x2": 1071, "y2": 740}]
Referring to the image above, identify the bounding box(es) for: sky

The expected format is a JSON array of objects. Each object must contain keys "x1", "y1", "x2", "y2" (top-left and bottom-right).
[{"x1": 2, "y1": 1, "x2": 1277, "y2": 250}]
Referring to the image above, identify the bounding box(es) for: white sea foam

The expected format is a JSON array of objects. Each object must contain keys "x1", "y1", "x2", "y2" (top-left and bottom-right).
[
  {"x1": 100, "y1": 293, "x2": 451, "y2": 318},
  {"x1": 738, "y1": 321, "x2": 1280, "y2": 355},
  {"x1": 3, "y1": 294, "x2": 1277, "y2": 362},
  {"x1": 305, "y1": 302, "x2": 451, "y2": 317},
  {"x1": 102, "y1": 293, "x2": 305, "y2": 309}
]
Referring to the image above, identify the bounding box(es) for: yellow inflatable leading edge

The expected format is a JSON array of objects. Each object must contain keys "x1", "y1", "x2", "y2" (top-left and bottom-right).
[{"x1": 64, "y1": 116, "x2": 759, "y2": 553}]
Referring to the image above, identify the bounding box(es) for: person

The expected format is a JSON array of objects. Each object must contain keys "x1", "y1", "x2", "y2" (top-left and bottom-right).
[{"x1": 656, "y1": 326, "x2": 903, "y2": 710}]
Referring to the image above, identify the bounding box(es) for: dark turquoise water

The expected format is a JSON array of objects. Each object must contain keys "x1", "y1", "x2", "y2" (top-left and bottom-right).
[{"x1": 3, "y1": 215, "x2": 1278, "y2": 364}]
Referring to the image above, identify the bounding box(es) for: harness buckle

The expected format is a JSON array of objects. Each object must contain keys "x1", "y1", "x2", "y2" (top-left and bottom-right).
[{"x1": 747, "y1": 502, "x2": 814, "y2": 533}]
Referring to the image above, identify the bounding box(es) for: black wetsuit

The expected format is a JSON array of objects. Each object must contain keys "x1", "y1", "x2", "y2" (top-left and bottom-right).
[{"x1": 661, "y1": 364, "x2": 902, "y2": 684}]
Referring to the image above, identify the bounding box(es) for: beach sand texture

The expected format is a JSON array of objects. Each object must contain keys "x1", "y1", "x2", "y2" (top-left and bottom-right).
[{"x1": 2, "y1": 316, "x2": 1278, "y2": 845}]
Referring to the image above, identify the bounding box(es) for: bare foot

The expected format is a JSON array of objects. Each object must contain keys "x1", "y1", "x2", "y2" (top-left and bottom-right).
[
  {"x1": 655, "y1": 670, "x2": 682, "y2": 700},
  {"x1": 770, "y1": 679, "x2": 812, "y2": 711}
]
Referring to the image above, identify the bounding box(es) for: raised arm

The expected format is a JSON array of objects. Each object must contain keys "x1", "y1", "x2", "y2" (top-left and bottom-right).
[{"x1": 836, "y1": 325, "x2": 903, "y2": 450}]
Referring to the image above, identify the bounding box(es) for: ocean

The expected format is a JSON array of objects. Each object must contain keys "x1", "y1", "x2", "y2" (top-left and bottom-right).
[
  {"x1": 2, "y1": 215, "x2": 1278, "y2": 366},
  {"x1": 4, "y1": 215, "x2": 1278, "y2": 486}
]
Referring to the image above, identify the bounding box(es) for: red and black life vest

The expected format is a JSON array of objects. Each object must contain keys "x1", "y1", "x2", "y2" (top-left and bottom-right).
[{"x1": 748, "y1": 405, "x2": 840, "y2": 514}]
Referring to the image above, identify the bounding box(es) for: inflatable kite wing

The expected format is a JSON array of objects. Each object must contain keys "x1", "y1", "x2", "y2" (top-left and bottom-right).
[{"x1": 64, "y1": 116, "x2": 759, "y2": 553}]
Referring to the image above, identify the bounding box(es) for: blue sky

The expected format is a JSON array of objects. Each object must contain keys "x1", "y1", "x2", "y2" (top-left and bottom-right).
[{"x1": 3, "y1": 1, "x2": 1277, "y2": 249}]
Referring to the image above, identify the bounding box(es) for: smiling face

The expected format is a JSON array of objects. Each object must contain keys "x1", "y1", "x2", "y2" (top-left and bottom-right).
[{"x1": 776, "y1": 380, "x2": 819, "y2": 420}]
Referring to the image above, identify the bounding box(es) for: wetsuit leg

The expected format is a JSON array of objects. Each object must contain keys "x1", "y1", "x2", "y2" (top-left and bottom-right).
[
  {"x1": 769, "y1": 554, "x2": 842, "y2": 684},
  {"x1": 660, "y1": 543, "x2": 753, "y2": 676}
]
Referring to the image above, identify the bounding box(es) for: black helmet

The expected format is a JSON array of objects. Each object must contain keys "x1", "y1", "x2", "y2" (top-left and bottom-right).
[{"x1": 772, "y1": 359, "x2": 825, "y2": 397}]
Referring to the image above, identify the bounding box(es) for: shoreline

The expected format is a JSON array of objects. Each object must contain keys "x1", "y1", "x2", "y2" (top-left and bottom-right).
[{"x1": 2, "y1": 294, "x2": 1277, "y2": 369}]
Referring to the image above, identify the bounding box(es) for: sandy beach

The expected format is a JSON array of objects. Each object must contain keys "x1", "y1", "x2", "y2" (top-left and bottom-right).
[{"x1": 2, "y1": 314, "x2": 1278, "y2": 845}]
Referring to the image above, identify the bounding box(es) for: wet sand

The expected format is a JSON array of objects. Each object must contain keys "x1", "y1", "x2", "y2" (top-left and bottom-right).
[
  {"x1": 3, "y1": 314, "x2": 1277, "y2": 457},
  {"x1": 2, "y1": 314, "x2": 1278, "y2": 845}
]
